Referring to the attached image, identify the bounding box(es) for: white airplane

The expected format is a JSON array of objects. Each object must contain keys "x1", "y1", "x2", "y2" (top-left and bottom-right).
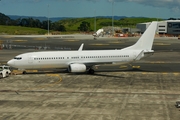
[
  {"x1": 7, "y1": 21, "x2": 157, "y2": 74},
  {"x1": 93, "y1": 29, "x2": 104, "y2": 39}
]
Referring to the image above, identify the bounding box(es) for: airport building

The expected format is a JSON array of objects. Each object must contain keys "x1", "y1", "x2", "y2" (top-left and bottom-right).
[{"x1": 137, "y1": 20, "x2": 180, "y2": 36}]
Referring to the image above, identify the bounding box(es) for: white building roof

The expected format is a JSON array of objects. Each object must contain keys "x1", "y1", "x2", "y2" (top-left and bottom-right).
[{"x1": 139, "y1": 20, "x2": 180, "y2": 24}]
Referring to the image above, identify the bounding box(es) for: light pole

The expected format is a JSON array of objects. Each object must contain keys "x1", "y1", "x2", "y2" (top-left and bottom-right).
[
  {"x1": 47, "y1": 4, "x2": 50, "y2": 35},
  {"x1": 94, "y1": 10, "x2": 96, "y2": 33},
  {"x1": 156, "y1": 8, "x2": 159, "y2": 22},
  {"x1": 112, "y1": 1, "x2": 114, "y2": 36}
]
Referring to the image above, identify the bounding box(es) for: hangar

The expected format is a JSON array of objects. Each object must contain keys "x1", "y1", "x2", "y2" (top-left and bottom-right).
[{"x1": 137, "y1": 20, "x2": 180, "y2": 36}]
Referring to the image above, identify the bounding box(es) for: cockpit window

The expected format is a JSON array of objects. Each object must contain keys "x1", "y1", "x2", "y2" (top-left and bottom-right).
[{"x1": 14, "y1": 57, "x2": 22, "y2": 60}]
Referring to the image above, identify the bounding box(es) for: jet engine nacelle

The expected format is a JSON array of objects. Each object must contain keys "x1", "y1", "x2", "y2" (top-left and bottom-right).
[{"x1": 68, "y1": 64, "x2": 86, "y2": 73}]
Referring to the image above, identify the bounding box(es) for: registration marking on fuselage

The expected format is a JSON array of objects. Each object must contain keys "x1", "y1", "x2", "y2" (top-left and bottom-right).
[
  {"x1": 63, "y1": 40, "x2": 79, "y2": 42},
  {"x1": 33, "y1": 38, "x2": 46, "y2": 40},
  {"x1": 108, "y1": 41, "x2": 124, "y2": 44},
  {"x1": 154, "y1": 43, "x2": 171, "y2": 46},
  {"x1": 89, "y1": 44, "x2": 109, "y2": 46},
  {"x1": 13, "y1": 40, "x2": 28, "y2": 42}
]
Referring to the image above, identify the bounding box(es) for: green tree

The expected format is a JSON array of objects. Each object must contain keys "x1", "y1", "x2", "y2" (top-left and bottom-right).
[
  {"x1": 20, "y1": 18, "x2": 28, "y2": 27},
  {"x1": 34, "y1": 19, "x2": 42, "y2": 28},
  {"x1": 57, "y1": 25, "x2": 66, "y2": 31},
  {"x1": 78, "y1": 21, "x2": 90, "y2": 32},
  {"x1": 0, "y1": 13, "x2": 12, "y2": 25},
  {"x1": 41, "y1": 20, "x2": 52, "y2": 30},
  {"x1": 13, "y1": 18, "x2": 21, "y2": 26},
  {"x1": 51, "y1": 22, "x2": 66, "y2": 31}
]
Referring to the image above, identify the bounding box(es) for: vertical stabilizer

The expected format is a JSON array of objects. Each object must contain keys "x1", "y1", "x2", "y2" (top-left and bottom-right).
[{"x1": 122, "y1": 21, "x2": 157, "y2": 51}]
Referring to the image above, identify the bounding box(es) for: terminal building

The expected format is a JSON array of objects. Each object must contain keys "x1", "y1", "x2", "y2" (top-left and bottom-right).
[{"x1": 137, "y1": 20, "x2": 180, "y2": 36}]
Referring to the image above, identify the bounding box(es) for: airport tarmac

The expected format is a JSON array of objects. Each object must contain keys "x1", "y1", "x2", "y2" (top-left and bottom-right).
[
  {"x1": 0, "y1": 71, "x2": 180, "y2": 120},
  {"x1": 0, "y1": 36, "x2": 180, "y2": 120},
  {"x1": 0, "y1": 35, "x2": 180, "y2": 51}
]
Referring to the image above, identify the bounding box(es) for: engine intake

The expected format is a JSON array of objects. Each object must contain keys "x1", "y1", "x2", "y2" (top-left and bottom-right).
[{"x1": 68, "y1": 64, "x2": 86, "y2": 73}]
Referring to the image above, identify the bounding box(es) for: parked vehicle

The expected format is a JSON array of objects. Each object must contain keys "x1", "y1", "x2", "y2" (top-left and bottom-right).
[
  {"x1": 176, "y1": 101, "x2": 180, "y2": 108},
  {"x1": 0, "y1": 65, "x2": 11, "y2": 78}
]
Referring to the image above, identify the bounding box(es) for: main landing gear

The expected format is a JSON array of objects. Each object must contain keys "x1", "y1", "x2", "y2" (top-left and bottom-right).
[
  {"x1": 22, "y1": 71, "x2": 27, "y2": 74},
  {"x1": 88, "y1": 68, "x2": 95, "y2": 74}
]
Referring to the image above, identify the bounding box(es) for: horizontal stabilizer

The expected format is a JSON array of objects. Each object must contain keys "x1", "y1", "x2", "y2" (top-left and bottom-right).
[{"x1": 135, "y1": 50, "x2": 144, "y2": 60}]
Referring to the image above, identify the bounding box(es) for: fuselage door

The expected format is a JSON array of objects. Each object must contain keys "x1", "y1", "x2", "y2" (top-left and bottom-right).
[{"x1": 28, "y1": 55, "x2": 33, "y2": 64}]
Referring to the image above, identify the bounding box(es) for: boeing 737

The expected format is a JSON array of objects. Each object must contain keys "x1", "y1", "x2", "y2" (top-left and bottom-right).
[{"x1": 7, "y1": 21, "x2": 157, "y2": 74}]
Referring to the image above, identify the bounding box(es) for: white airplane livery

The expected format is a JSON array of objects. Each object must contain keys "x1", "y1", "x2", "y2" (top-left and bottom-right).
[{"x1": 7, "y1": 21, "x2": 157, "y2": 74}]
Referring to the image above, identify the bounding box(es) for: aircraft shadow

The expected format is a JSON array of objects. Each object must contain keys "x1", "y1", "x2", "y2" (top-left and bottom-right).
[
  {"x1": 67, "y1": 68, "x2": 155, "y2": 78},
  {"x1": 23, "y1": 68, "x2": 154, "y2": 74}
]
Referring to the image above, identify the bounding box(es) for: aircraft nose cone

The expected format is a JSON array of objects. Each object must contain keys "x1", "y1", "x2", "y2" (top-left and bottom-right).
[{"x1": 7, "y1": 60, "x2": 14, "y2": 66}]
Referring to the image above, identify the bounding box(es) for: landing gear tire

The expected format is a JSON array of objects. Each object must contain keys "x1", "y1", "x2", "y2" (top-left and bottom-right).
[
  {"x1": 88, "y1": 69, "x2": 95, "y2": 74},
  {"x1": 22, "y1": 71, "x2": 27, "y2": 74},
  {"x1": 6, "y1": 72, "x2": 9, "y2": 77}
]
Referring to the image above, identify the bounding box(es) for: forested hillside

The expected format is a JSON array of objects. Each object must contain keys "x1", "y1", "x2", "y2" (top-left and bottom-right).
[{"x1": 0, "y1": 12, "x2": 164, "y2": 35}]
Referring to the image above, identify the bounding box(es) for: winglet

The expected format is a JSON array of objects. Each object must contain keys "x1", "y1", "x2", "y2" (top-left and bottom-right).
[{"x1": 78, "y1": 43, "x2": 84, "y2": 51}]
